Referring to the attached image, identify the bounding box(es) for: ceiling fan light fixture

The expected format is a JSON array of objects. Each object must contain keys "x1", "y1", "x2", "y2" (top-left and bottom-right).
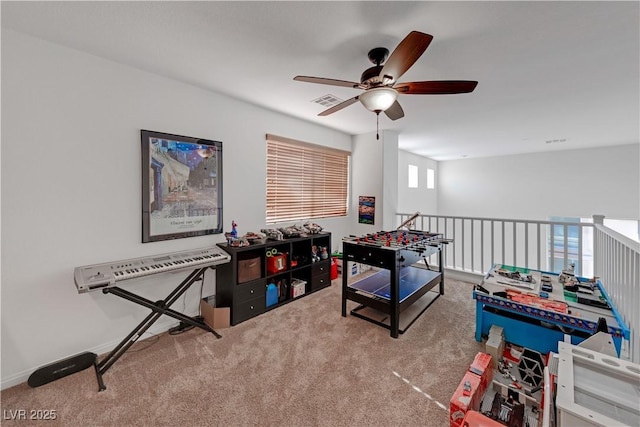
[{"x1": 359, "y1": 87, "x2": 397, "y2": 112}]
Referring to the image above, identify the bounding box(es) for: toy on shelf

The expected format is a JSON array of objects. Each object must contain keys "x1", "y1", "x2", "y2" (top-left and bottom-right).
[
  {"x1": 303, "y1": 222, "x2": 323, "y2": 234},
  {"x1": 261, "y1": 228, "x2": 284, "y2": 241},
  {"x1": 225, "y1": 221, "x2": 266, "y2": 247},
  {"x1": 225, "y1": 220, "x2": 238, "y2": 243},
  {"x1": 311, "y1": 245, "x2": 329, "y2": 263},
  {"x1": 243, "y1": 231, "x2": 265, "y2": 244},
  {"x1": 261, "y1": 222, "x2": 324, "y2": 241}
]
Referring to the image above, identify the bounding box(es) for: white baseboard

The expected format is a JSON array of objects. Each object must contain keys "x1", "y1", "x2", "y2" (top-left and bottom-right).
[
  {"x1": 443, "y1": 267, "x2": 483, "y2": 284},
  {"x1": 1, "y1": 317, "x2": 180, "y2": 391}
]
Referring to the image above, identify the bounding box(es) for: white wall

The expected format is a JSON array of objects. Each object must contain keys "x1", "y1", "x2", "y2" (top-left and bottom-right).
[
  {"x1": 437, "y1": 144, "x2": 640, "y2": 221},
  {"x1": 381, "y1": 131, "x2": 399, "y2": 231},
  {"x1": 397, "y1": 150, "x2": 438, "y2": 216},
  {"x1": 349, "y1": 130, "x2": 399, "y2": 235},
  {"x1": 0, "y1": 30, "x2": 353, "y2": 388}
]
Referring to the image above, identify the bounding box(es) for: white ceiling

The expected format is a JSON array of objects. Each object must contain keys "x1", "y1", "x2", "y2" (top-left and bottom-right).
[{"x1": 2, "y1": 1, "x2": 639, "y2": 160}]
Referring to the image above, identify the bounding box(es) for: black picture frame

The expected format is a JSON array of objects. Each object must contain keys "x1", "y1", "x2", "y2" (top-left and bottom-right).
[
  {"x1": 141, "y1": 129, "x2": 223, "y2": 243},
  {"x1": 358, "y1": 196, "x2": 375, "y2": 225}
]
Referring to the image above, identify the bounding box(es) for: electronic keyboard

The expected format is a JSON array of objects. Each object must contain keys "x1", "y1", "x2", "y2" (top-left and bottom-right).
[{"x1": 74, "y1": 246, "x2": 230, "y2": 293}]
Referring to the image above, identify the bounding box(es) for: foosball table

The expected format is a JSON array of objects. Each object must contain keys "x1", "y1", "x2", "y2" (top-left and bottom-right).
[{"x1": 341, "y1": 229, "x2": 450, "y2": 338}]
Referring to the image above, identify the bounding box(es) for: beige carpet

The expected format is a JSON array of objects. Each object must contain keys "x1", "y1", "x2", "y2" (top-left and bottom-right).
[{"x1": 1, "y1": 276, "x2": 483, "y2": 426}]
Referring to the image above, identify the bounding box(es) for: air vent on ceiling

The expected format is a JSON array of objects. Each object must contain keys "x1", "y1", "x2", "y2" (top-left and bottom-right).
[
  {"x1": 312, "y1": 94, "x2": 344, "y2": 108},
  {"x1": 545, "y1": 138, "x2": 567, "y2": 144}
]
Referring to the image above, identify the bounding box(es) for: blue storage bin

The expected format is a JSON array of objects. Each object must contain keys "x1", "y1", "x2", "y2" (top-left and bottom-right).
[{"x1": 266, "y1": 283, "x2": 278, "y2": 307}]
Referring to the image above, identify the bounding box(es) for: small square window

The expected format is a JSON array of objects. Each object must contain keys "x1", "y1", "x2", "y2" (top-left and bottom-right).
[
  {"x1": 408, "y1": 165, "x2": 418, "y2": 188},
  {"x1": 427, "y1": 168, "x2": 435, "y2": 189}
]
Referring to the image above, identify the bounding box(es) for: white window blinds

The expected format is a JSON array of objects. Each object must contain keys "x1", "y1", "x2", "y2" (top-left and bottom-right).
[{"x1": 266, "y1": 134, "x2": 350, "y2": 223}]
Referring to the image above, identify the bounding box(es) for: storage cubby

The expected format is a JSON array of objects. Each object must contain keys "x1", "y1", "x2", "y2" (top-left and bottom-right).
[
  {"x1": 216, "y1": 232, "x2": 331, "y2": 325},
  {"x1": 290, "y1": 240, "x2": 312, "y2": 268},
  {"x1": 312, "y1": 235, "x2": 331, "y2": 252},
  {"x1": 236, "y1": 250, "x2": 263, "y2": 284},
  {"x1": 266, "y1": 274, "x2": 290, "y2": 304},
  {"x1": 265, "y1": 242, "x2": 289, "y2": 277}
]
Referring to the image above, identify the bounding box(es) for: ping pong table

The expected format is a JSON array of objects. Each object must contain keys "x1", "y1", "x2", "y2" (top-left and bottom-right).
[
  {"x1": 346, "y1": 266, "x2": 443, "y2": 336},
  {"x1": 349, "y1": 266, "x2": 440, "y2": 302},
  {"x1": 341, "y1": 230, "x2": 446, "y2": 337}
]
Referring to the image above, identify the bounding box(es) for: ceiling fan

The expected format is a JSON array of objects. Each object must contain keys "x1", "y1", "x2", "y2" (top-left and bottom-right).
[{"x1": 294, "y1": 31, "x2": 478, "y2": 138}]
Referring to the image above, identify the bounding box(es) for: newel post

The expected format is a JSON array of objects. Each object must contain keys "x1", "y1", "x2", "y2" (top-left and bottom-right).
[{"x1": 592, "y1": 214, "x2": 605, "y2": 277}]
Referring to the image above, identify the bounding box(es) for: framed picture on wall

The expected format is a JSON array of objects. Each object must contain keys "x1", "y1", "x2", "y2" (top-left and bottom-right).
[
  {"x1": 141, "y1": 129, "x2": 223, "y2": 243},
  {"x1": 358, "y1": 196, "x2": 375, "y2": 225}
]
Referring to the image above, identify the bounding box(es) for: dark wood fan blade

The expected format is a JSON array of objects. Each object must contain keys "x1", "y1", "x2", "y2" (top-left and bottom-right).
[
  {"x1": 294, "y1": 76, "x2": 361, "y2": 88},
  {"x1": 318, "y1": 96, "x2": 359, "y2": 116},
  {"x1": 379, "y1": 31, "x2": 433, "y2": 83},
  {"x1": 384, "y1": 100, "x2": 404, "y2": 121},
  {"x1": 395, "y1": 80, "x2": 478, "y2": 94}
]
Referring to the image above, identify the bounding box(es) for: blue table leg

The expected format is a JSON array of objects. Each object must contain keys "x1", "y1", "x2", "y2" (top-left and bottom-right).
[{"x1": 475, "y1": 299, "x2": 483, "y2": 342}]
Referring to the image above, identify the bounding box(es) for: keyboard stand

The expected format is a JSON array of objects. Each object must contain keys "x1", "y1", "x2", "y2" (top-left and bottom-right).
[{"x1": 93, "y1": 266, "x2": 220, "y2": 391}]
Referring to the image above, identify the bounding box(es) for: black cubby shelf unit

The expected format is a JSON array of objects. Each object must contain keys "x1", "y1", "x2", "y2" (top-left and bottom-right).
[{"x1": 215, "y1": 232, "x2": 332, "y2": 325}]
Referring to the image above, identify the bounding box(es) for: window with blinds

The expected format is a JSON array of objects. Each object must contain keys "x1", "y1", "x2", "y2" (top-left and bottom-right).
[{"x1": 266, "y1": 134, "x2": 350, "y2": 224}]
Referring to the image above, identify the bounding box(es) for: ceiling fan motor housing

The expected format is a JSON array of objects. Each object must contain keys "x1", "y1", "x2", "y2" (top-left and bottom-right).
[
  {"x1": 368, "y1": 47, "x2": 389, "y2": 65},
  {"x1": 361, "y1": 47, "x2": 389, "y2": 86},
  {"x1": 360, "y1": 65, "x2": 383, "y2": 86}
]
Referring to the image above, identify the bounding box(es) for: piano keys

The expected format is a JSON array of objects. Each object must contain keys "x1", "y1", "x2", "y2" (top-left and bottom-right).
[{"x1": 74, "y1": 246, "x2": 231, "y2": 293}]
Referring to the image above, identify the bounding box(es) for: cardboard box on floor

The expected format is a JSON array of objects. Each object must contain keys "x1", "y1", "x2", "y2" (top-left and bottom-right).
[{"x1": 200, "y1": 298, "x2": 230, "y2": 329}]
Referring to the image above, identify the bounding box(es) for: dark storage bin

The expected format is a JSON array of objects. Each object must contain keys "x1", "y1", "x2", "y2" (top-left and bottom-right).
[{"x1": 238, "y1": 256, "x2": 261, "y2": 283}]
